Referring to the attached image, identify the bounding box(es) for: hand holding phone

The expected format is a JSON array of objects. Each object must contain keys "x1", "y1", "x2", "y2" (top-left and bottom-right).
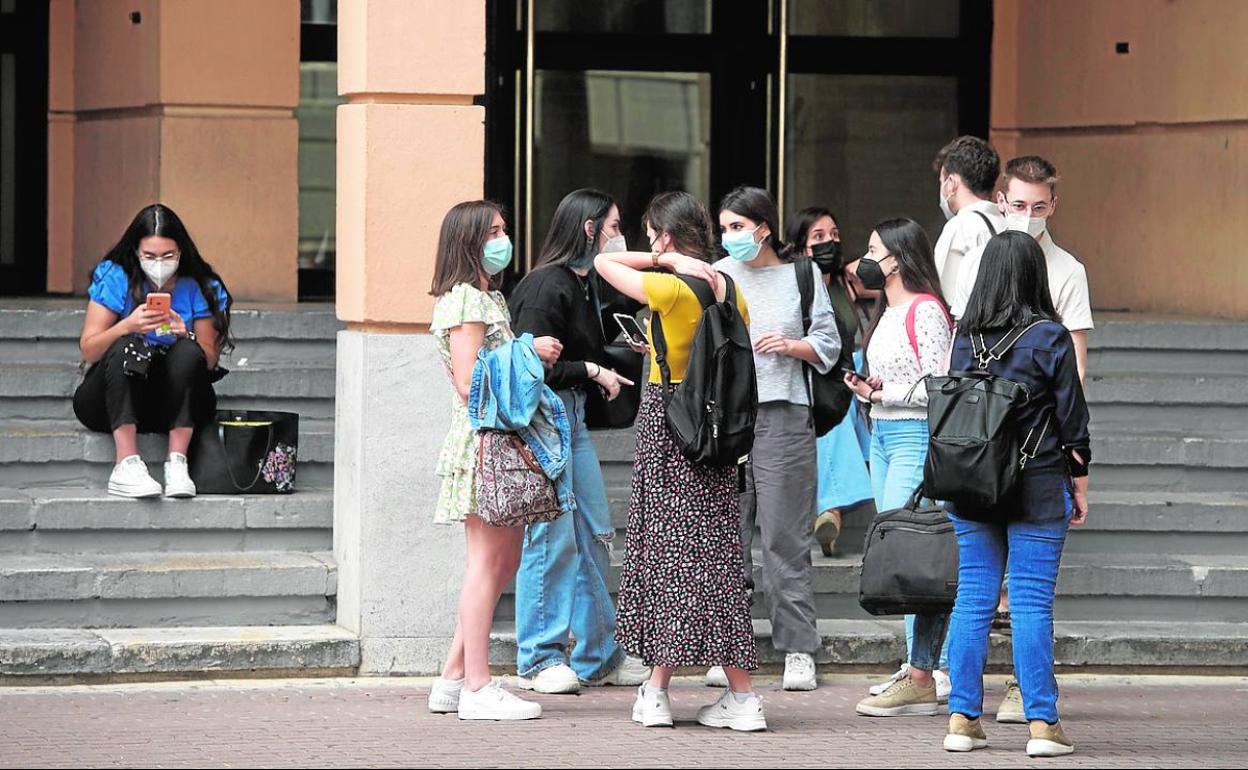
[
  {"x1": 614, "y1": 313, "x2": 650, "y2": 353},
  {"x1": 145, "y1": 292, "x2": 173, "y2": 337}
]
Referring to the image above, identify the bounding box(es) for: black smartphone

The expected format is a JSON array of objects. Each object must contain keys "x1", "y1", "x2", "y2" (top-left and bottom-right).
[
  {"x1": 613, "y1": 313, "x2": 649, "y2": 349},
  {"x1": 840, "y1": 365, "x2": 871, "y2": 380}
]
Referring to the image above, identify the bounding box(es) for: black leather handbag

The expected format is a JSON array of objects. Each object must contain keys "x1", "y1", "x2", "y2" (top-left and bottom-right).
[
  {"x1": 188, "y1": 410, "x2": 299, "y2": 494},
  {"x1": 584, "y1": 338, "x2": 644, "y2": 430},
  {"x1": 859, "y1": 486, "x2": 959, "y2": 616}
]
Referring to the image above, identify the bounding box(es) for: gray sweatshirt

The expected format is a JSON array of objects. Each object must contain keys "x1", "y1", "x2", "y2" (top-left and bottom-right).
[{"x1": 714, "y1": 258, "x2": 841, "y2": 406}]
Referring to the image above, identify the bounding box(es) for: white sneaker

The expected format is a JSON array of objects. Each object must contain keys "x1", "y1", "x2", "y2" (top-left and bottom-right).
[
  {"x1": 783, "y1": 652, "x2": 818, "y2": 691},
  {"x1": 516, "y1": 663, "x2": 581, "y2": 694},
  {"x1": 163, "y1": 452, "x2": 197, "y2": 498},
  {"x1": 108, "y1": 455, "x2": 163, "y2": 499},
  {"x1": 705, "y1": 666, "x2": 729, "y2": 688},
  {"x1": 696, "y1": 690, "x2": 767, "y2": 732},
  {"x1": 456, "y1": 679, "x2": 541, "y2": 721},
  {"x1": 631, "y1": 684, "x2": 674, "y2": 727},
  {"x1": 934, "y1": 669, "x2": 951, "y2": 704},
  {"x1": 869, "y1": 664, "x2": 910, "y2": 696},
  {"x1": 585, "y1": 656, "x2": 650, "y2": 687},
  {"x1": 428, "y1": 677, "x2": 463, "y2": 713}
]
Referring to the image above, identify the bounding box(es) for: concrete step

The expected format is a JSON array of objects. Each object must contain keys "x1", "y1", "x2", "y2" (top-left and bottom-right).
[
  {"x1": 493, "y1": 550, "x2": 1248, "y2": 624},
  {"x1": 0, "y1": 362, "x2": 336, "y2": 420},
  {"x1": 489, "y1": 618, "x2": 1248, "y2": 669},
  {"x1": 1066, "y1": 491, "x2": 1248, "y2": 554},
  {"x1": 0, "y1": 487, "x2": 332, "y2": 554},
  {"x1": 0, "y1": 624, "x2": 359, "y2": 679},
  {"x1": 1087, "y1": 315, "x2": 1248, "y2": 375},
  {"x1": 0, "y1": 419, "x2": 334, "y2": 488},
  {"x1": 0, "y1": 550, "x2": 337, "y2": 628}
]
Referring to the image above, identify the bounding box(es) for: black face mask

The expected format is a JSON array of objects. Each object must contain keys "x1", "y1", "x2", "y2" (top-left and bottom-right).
[
  {"x1": 855, "y1": 257, "x2": 889, "y2": 291},
  {"x1": 809, "y1": 240, "x2": 841, "y2": 274}
]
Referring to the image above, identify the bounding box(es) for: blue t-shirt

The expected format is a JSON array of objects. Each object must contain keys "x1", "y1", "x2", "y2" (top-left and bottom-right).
[{"x1": 87, "y1": 260, "x2": 230, "y2": 347}]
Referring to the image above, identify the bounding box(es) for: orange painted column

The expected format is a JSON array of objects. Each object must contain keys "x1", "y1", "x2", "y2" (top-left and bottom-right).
[
  {"x1": 49, "y1": 0, "x2": 298, "y2": 301},
  {"x1": 332, "y1": 0, "x2": 486, "y2": 673}
]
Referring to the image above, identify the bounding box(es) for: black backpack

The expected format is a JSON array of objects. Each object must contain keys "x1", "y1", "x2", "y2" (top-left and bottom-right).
[
  {"x1": 650, "y1": 274, "x2": 757, "y2": 467},
  {"x1": 794, "y1": 258, "x2": 854, "y2": 437},
  {"x1": 859, "y1": 486, "x2": 958, "y2": 616},
  {"x1": 922, "y1": 321, "x2": 1048, "y2": 516}
]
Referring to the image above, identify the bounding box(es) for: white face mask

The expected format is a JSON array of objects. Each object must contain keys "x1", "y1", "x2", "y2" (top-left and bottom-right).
[
  {"x1": 938, "y1": 179, "x2": 955, "y2": 221},
  {"x1": 140, "y1": 258, "x2": 180, "y2": 288},
  {"x1": 1003, "y1": 213, "x2": 1047, "y2": 239},
  {"x1": 601, "y1": 233, "x2": 628, "y2": 253}
]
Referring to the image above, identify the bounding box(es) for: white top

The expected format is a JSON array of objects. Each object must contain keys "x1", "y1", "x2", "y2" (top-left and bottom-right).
[
  {"x1": 950, "y1": 231, "x2": 1095, "y2": 332},
  {"x1": 713, "y1": 258, "x2": 841, "y2": 406},
  {"x1": 865, "y1": 297, "x2": 953, "y2": 421},
  {"x1": 934, "y1": 199, "x2": 1005, "y2": 300}
]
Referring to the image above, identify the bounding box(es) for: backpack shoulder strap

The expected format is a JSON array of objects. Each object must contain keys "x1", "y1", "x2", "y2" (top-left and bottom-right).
[
  {"x1": 675, "y1": 274, "x2": 718, "y2": 309},
  {"x1": 904, "y1": 294, "x2": 953, "y2": 364},
  {"x1": 973, "y1": 319, "x2": 1047, "y2": 368},
  {"x1": 973, "y1": 210, "x2": 998, "y2": 236},
  {"x1": 794, "y1": 258, "x2": 814, "y2": 334}
]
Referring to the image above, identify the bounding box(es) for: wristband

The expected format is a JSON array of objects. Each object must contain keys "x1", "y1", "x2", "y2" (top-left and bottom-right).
[{"x1": 652, "y1": 253, "x2": 662, "y2": 268}]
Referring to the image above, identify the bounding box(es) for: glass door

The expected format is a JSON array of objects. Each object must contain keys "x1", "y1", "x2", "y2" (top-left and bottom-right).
[
  {"x1": 0, "y1": 0, "x2": 49, "y2": 296},
  {"x1": 485, "y1": 0, "x2": 991, "y2": 274}
]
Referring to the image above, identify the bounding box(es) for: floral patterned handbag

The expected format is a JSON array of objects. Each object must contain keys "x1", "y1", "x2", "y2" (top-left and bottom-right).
[{"x1": 474, "y1": 430, "x2": 562, "y2": 527}]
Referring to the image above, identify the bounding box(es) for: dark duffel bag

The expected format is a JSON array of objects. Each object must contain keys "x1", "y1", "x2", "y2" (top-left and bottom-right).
[
  {"x1": 189, "y1": 410, "x2": 299, "y2": 494},
  {"x1": 585, "y1": 339, "x2": 645, "y2": 431},
  {"x1": 859, "y1": 486, "x2": 958, "y2": 616}
]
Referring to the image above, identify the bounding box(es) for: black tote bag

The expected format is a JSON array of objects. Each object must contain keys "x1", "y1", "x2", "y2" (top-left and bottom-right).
[
  {"x1": 584, "y1": 339, "x2": 645, "y2": 430},
  {"x1": 859, "y1": 486, "x2": 959, "y2": 616},
  {"x1": 189, "y1": 410, "x2": 299, "y2": 494}
]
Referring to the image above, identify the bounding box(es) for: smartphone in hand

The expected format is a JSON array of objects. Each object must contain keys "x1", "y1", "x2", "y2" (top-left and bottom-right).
[
  {"x1": 614, "y1": 313, "x2": 649, "y2": 353},
  {"x1": 840, "y1": 365, "x2": 871, "y2": 381},
  {"x1": 145, "y1": 292, "x2": 173, "y2": 336}
]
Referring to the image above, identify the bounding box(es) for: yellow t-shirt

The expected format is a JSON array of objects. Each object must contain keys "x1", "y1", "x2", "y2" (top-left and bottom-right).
[{"x1": 643, "y1": 272, "x2": 750, "y2": 384}]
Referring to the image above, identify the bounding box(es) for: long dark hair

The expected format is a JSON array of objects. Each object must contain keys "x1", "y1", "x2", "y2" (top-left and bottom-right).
[
  {"x1": 861, "y1": 218, "x2": 946, "y2": 355},
  {"x1": 100, "y1": 204, "x2": 234, "y2": 354},
  {"x1": 642, "y1": 191, "x2": 718, "y2": 263},
  {"x1": 536, "y1": 188, "x2": 616, "y2": 269},
  {"x1": 960, "y1": 231, "x2": 1059, "y2": 333},
  {"x1": 718, "y1": 185, "x2": 794, "y2": 261},
  {"x1": 429, "y1": 200, "x2": 505, "y2": 296}
]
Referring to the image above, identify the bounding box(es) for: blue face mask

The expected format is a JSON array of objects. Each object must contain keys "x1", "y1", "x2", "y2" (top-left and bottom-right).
[
  {"x1": 722, "y1": 226, "x2": 763, "y2": 262},
  {"x1": 482, "y1": 235, "x2": 513, "y2": 275}
]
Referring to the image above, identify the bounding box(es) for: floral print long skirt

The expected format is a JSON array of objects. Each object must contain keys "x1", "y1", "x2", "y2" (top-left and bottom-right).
[{"x1": 614, "y1": 384, "x2": 759, "y2": 670}]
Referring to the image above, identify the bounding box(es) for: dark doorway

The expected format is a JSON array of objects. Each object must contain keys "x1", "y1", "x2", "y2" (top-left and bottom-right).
[{"x1": 0, "y1": 0, "x2": 49, "y2": 295}]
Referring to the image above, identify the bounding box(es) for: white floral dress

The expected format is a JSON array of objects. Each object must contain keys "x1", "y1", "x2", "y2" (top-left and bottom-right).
[{"x1": 430, "y1": 283, "x2": 515, "y2": 524}]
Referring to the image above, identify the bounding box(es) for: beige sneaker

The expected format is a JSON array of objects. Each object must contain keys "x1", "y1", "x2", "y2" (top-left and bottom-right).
[
  {"x1": 814, "y1": 509, "x2": 842, "y2": 557},
  {"x1": 856, "y1": 673, "x2": 939, "y2": 717},
  {"x1": 996, "y1": 678, "x2": 1026, "y2": 723},
  {"x1": 1027, "y1": 720, "x2": 1075, "y2": 757},
  {"x1": 943, "y1": 713, "x2": 989, "y2": 752}
]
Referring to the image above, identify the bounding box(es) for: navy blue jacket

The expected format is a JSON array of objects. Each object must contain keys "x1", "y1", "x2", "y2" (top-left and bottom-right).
[{"x1": 948, "y1": 320, "x2": 1091, "y2": 477}]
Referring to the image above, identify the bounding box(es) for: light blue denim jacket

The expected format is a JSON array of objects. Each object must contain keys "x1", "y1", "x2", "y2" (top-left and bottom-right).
[{"x1": 468, "y1": 333, "x2": 575, "y2": 515}]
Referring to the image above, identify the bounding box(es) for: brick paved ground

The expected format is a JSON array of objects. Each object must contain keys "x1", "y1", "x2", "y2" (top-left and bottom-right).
[{"x1": 1, "y1": 674, "x2": 1244, "y2": 768}]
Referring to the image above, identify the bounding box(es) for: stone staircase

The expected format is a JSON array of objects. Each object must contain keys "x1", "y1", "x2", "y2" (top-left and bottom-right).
[
  {"x1": 494, "y1": 314, "x2": 1248, "y2": 668},
  {"x1": 0, "y1": 301, "x2": 356, "y2": 679}
]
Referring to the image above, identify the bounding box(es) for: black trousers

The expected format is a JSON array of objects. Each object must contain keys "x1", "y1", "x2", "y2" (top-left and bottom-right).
[{"x1": 73, "y1": 335, "x2": 217, "y2": 434}]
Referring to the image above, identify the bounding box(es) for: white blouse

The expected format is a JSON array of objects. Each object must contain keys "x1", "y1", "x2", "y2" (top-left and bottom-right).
[{"x1": 865, "y1": 298, "x2": 953, "y2": 421}]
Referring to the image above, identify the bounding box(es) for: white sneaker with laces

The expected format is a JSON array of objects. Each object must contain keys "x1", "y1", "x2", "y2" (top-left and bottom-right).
[
  {"x1": 869, "y1": 663, "x2": 911, "y2": 696},
  {"x1": 108, "y1": 455, "x2": 163, "y2": 499},
  {"x1": 696, "y1": 690, "x2": 767, "y2": 732},
  {"x1": 163, "y1": 452, "x2": 197, "y2": 498},
  {"x1": 705, "y1": 666, "x2": 729, "y2": 688},
  {"x1": 585, "y1": 656, "x2": 650, "y2": 687},
  {"x1": 934, "y1": 669, "x2": 951, "y2": 704},
  {"x1": 427, "y1": 677, "x2": 463, "y2": 713},
  {"x1": 516, "y1": 663, "x2": 581, "y2": 694},
  {"x1": 456, "y1": 679, "x2": 541, "y2": 721},
  {"x1": 783, "y1": 652, "x2": 818, "y2": 691},
  {"x1": 631, "y1": 684, "x2": 674, "y2": 727}
]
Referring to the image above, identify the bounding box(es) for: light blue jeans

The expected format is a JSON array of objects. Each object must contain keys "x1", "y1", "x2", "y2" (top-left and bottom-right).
[
  {"x1": 948, "y1": 482, "x2": 1073, "y2": 724},
  {"x1": 515, "y1": 389, "x2": 623, "y2": 681},
  {"x1": 869, "y1": 418, "x2": 949, "y2": 671}
]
